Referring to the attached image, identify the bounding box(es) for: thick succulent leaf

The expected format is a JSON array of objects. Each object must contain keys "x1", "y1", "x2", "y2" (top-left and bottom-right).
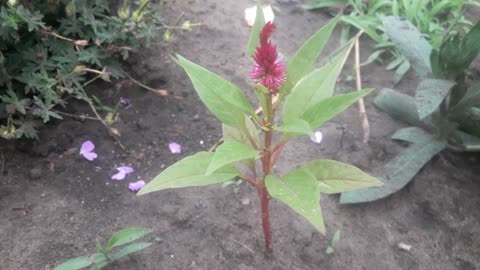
[
  {"x1": 415, "y1": 79, "x2": 455, "y2": 119},
  {"x1": 374, "y1": 88, "x2": 429, "y2": 128},
  {"x1": 222, "y1": 115, "x2": 260, "y2": 148},
  {"x1": 247, "y1": 5, "x2": 265, "y2": 57},
  {"x1": 138, "y1": 152, "x2": 239, "y2": 195},
  {"x1": 106, "y1": 228, "x2": 152, "y2": 251},
  {"x1": 52, "y1": 257, "x2": 92, "y2": 270},
  {"x1": 340, "y1": 136, "x2": 446, "y2": 204},
  {"x1": 382, "y1": 16, "x2": 432, "y2": 78},
  {"x1": 265, "y1": 171, "x2": 325, "y2": 234},
  {"x1": 273, "y1": 118, "x2": 313, "y2": 137},
  {"x1": 176, "y1": 55, "x2": 254, "y2": 128},
  {"x1": 283, "y1": 40, "x2": 354, "y2": 122},
  {"x1": 302, "y1": 88, "x2": 373, "y2": 130},
  {"x1": 300, "y1": 159, "x2": 382, "y2": 194},
  {"x1": 206, "y1": 141, "x2": 260, "y2": 175},
  {"x1": 281, "y1": 15, "x2": 340, "y2": 93}
]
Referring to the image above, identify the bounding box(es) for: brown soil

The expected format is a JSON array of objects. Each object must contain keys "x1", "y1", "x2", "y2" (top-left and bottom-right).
[{"x1": 1, "y1": 1, "x2": 480, "y2": 269}]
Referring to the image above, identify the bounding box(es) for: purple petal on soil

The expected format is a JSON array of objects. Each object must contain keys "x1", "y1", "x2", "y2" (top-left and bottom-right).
[
  {"x1": 117, "y1": 166, "x2": 134, "y2": 174},
  {"x1": 128, "y1": 180, "x2": 145, "y2": 191},
  {"x1": 120, "y1": 97, "x2": 129, "y2": 105},
  {"x1": 80, "y1": 140, "x2": 97, "y2": 161},
  {"x1": 169, "y1": 142, "x2": 182, "y2": 154},
  {"x1": 111, "y1": 166, "x2": 134, "y2": 180},
  {"x1": 310, "y1": 131, "x2": 323, "y2": 144}
]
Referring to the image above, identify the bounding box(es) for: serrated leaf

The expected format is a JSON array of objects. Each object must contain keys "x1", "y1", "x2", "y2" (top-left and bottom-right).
[
  {"x1": 53, "y1": 257, "x2": 92, "y2": 270},
  {"x1": 247, "y1": 5, "x2": 265, "y2": 57},
  {"x1": 281, "y1": 15, "x2": 340, "y2": 93},
  {"x1": 266, "y1": 171, "x2": 325, "y2": 234},
  {"x1": 283, "y1": 40, "x2": 354, "y2": 122},
  {"x1": 300, "y1": 159, "x2": 382, "y2": 194},
  {"x1": 340, "y1": 137, "x2": 446, "y2": 204},
  {"x1": 106, "y1": 228, "x2": 152, "y2": 251},
  {"x1": 273, "y1": 118, "x2": 313, "y2": 137},
  {"x1": 382, "y1": 16, "x2": 432, "y2": 78},
  {"x1": 222, "y1": 115, "x2": 259, "y2": 148},
  {"x1": 206, "y1": 141, "x2": 260, "y2": 175},
  {"x1": 112, "y1": 242, "x2": 152, "y2": 261},
  {"x1": 176, "y1": 55, "x2": 254, "y2": 128},
  {"x1": 302, "y1": 88, "x2": 373, "y2": 130},
  {"x1": 415, "y1": 79, "x2": 455, "y2": 119},
  {"x1": 138, "y1": 152, "x2": 239, "y2": 195}
]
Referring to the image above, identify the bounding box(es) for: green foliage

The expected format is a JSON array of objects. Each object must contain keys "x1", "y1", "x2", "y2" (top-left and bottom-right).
[
  {"x1": 140, "y1": 14, "x2": 381, "y2": 253},
  {"x1": 303, "y1": 0, "x2": 478, "y2": 83},
  {"x1": 341, "y1": 17, "x2": 480, "y2": 204},
  {"x1": 53, "y1": 227, "x2": 152, "y2": 270},
  {"x1": 0, "y1": 0, "x2": 165, "y2": 139}
]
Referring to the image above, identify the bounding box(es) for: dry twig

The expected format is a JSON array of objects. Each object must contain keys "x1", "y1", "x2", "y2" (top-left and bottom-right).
[{"x1": 354, "y1": 36, "x2": 370, "y2": 143}]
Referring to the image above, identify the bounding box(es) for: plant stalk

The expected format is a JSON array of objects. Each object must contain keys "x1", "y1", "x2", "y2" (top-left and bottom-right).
[{"x1": 257, "y1": 181, "x2": 272, "y2": 254}]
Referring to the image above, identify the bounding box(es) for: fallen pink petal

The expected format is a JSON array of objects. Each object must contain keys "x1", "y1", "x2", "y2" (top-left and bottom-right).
[
  {"x1": 129, "y1": 180, "x2": 145, "y2": 192},
  {"x1": 169, "y1": 142, "x2": 182, "y2": 154},
  {"x1": 80, "y1": 140, "x2": 98, "y2": 161},
  {"x1": 111, "y1": 166, "x2": 134, "y2": 180},
  {"x1": 310, "y1": 131, "x2": 323, "y2": 144}
]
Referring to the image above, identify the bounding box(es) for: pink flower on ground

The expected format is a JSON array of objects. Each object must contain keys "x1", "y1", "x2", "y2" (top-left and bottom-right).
[
  {"x1": 80, "y1": 140, "x2": 98, "y2": 161},
  {"x1": 250, "y1": 22, "x2": 286, "y2": 94},
  {"x1": 169, "y1": 142, "x2": 182, "y2": 154},
  {"x1": 128, "y1": 180, "x2": 145, "y2": 192},
  {"x1": 111, "y1": 166, "x2": 134, "y2": 180}
]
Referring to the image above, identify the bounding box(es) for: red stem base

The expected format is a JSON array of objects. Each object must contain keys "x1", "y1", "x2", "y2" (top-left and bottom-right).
[{"x1": 258, "y1": 183, "x2": 272, "y2": 254}]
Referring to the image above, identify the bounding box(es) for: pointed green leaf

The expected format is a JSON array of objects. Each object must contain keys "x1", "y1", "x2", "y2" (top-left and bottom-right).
[
  {"x1": 451, "y1": 80, "x2": 480, "y2": 114},
  {"x1": 303, "y1": 0, "x2": 348, "y2": 10},
  {"x1": 392, "y1": 127, "x2": 433, "y2": 144},
  {"x1": 53, "y1": 257, "x2": 92, "y2": 270},
  {"x1": 382, "y1": 16, "x2": 432, "y2": 78},
  {"x1": 176, "y1": 55, "x2": 254, "y2": 128},
  {"x1": 415, "y1": 79, "x2": 455, "y2": 119},
  {"x1": 247, "y1": 5, "x2": 265, "y2": 57},
  {"x1": 266, "y1": 171, "x2": 325, "y2": 234},
  {"x1": 340, "y1": 137, "x2": 446, "y2": 204},
  {"x1": 302, "y1": 88, "x2": 373, "y2": 130},
  {"x1": 222, "y1": 116, "x2": 259, "y2": 148},
  {"x1": 273, "y1": 118, "x2": 313, "y2": 137},
  {"x1": 138, "y1": 152, "x2": 239, "y2": 195},
  {"x1": 281, "y1": 15, "x2": 341, "y2": 93},
  {"x1": 112, "y1": 242, "x2": 152, "y2": 261},
  {"x1": 206, "y1": 141, "x2": 260, "y2": 175},
  {"x1": 300, "y1": 159, "x2": 382, "y2": 194},
  {"x1": 106, "y1": 228, "x2": 152, "y2": 251},
  {"x1": 283, "y1": 40, "x2": 354, "y2": 122}
]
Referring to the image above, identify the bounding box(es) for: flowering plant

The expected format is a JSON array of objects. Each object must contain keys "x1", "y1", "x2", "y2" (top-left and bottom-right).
[{"x1": 139, "y1": 12, "x2": 382, "y2": 253}]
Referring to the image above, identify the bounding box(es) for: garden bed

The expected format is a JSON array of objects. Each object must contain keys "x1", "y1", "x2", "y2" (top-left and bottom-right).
[{"x1": 1, "y1": 1, "x2": 480, "y2": 269}]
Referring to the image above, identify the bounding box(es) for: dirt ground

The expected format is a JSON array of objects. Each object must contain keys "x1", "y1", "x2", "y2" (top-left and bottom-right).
[{"x1": 1, "y1": 1, "x2": 480, "y2": 269}]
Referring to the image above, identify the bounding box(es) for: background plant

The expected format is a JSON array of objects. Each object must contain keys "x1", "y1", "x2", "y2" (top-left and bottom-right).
[
  {"x1": 0, "y1": 0, "x2": 193, "y2": 140},
  {"x1": 138, "y1": 10, "x2": 381, "y2": 253},
  {"x1": 53, "y1": 227, "x2": 152, "y2": 270},
  {"x1": 303, "y1": 0, "x2": 479, "y2": 83},
  {"x1": 340, "y1": 17, "x2": 480, "y2": 204}
]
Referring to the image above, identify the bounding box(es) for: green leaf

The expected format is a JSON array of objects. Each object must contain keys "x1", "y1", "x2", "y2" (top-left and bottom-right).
[
  {"x1": 340, "y1": 136, "x2": 446, "y2": 204},
  {"x1": 382, "y1": 16, "x2": 432, "y2": 78},
  {"x1": 374, "y1": 88, "x2": 427, "y2": 128},
  {"x1": 112, "y1": 242, "x2": 152, "y2": 261},
  {"x1": 450, "y1": 80, "x2": 480, "y2": 114},
  {"x1": 247, "y1": 5, "x2": 265, "y2": 57},
  {"x1": 273, "y1": 118, "x2": 313, "y2": 137},
  {"x1": 303, "y1": 0, "x2": 348, "y2": 10},
  {"x1": 300, "y1": 159, "x2": 382, "y2": 194},
  {"x1": 394, "y1": 58, "x2": 411, "y2": 84},
  {"x1": 176, "y1": 55, "x2": 254, "y2": 128},
  {"x1": 281, "y1": 15, "x2": 341, "y2": 93},
  {"x1": 206, "y1": 141, "x2": 260, "y2": 175},
  {"x1": 415, "y1": 79, "x2": 455, "y2": 119},
  {"x1": 92, "y1": 253, "x2": 108, "y2": 270},
  {"x1": 302, "y1": 88, "x2": 373, "y2": 130},
  {"x1": 392, "y1": 127, "x2": 433, "y2": 144},
  {"x1": 222, "y1": 116, "x2": 259, "y2": 148},
  {"x1": 265, "y1": 171, "x2": 325, "y2": 234},
  {"x1": 326, "y1": 246, "x2": 335, "y2": 254},
  {"x1": 282, "y1": 40, "x2": 355, "y2": 122},
  {"x1": 341, "y1": 15, "x2": 383, "y2": 44},
  {"x1": 106, "y1": 227, "x2": 152, "y2": 252},
  {"x1": 138, "y1": 152, "x2": 239, "y2": 195},
  {"x1": 331, "y1": 230, "x2": 341, "y2": 246},
  {"x1": 53, "y1": 257, "x2": 92, "y2": 270}
]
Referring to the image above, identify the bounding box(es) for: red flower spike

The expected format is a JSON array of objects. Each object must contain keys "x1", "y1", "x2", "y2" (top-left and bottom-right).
[{"x1": 250, "y1": 22, "x2": 286, "y2": 94}]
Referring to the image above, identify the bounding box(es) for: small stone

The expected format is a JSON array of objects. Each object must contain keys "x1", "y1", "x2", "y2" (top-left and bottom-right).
[
  {"x1": 241, "y1": 198, "x2": 250, "y2": 205},
  {"x1": 29, "y1": 166, "x2": 43, "y2": 180},
  {"x1": 397, "y1": 242, "x2": 412, "y2": 252},
  {"x1": 194, "y1": 200, "x2": 208, "y2": 209},
  {"x1": 193, "y1": 114, "x2": 200, "y2": 121}
]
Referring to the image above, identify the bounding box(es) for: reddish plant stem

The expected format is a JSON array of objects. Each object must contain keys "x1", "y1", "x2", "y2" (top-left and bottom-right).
[{"x1": 257, "y1": 181, "x2": 272, "y2": 253}]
